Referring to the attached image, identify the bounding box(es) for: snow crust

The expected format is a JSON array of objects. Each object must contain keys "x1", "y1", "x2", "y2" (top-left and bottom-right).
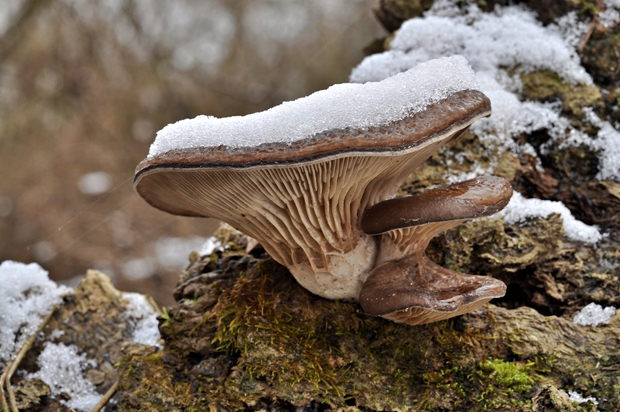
[
  {"x1": 497, "y1": 192, "x2": 602, "y2": 243},
  {"x1": 28, "y1": 343, "x2": 102, "y2": 411},
  {"x1": 148, "y1": 55, "x2": 479, "y2": 157},
  {"x1": 1, "y1": 261, "x2": 162, "y2": 411},
  {"x1": 566, "y1": 389, "x2": 599, "y2": 406},
  {"x1": 583, "y1": 109, "x2": 620, "y2": 181},
  {"x1": 573, "y1": 302, "x2": 617, "y2": 326},
  {"x1": 351, "y1": 7, "x2": 591, "y2": 85},
  {"x1": 123, "y1": 292, "x2": 162, "y2": 347},
  {"x1": 0, "y1": 261, "x2": 71, "y2": 366}
]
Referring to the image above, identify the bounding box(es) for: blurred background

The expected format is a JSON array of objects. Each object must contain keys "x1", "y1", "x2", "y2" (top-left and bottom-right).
[{"x1": 0, "y1": 0, "x2": 384, "y2": 305}]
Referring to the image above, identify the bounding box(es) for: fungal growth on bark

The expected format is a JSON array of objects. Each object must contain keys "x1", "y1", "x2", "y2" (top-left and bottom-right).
[{"x1": 134, "y1": 56, "x2": 512, "y2": 325}]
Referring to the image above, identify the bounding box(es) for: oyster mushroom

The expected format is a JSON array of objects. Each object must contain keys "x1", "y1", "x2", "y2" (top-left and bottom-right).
[
  {"x1": 360, "y1": 176, "x2": 512, "y2": 325},
  {"x1": 134, "y1": 56, "x2": 510, "y2": 324}
]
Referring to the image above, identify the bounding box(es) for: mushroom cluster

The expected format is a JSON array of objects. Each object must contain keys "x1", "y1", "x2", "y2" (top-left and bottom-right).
[{"x1": 135, "y1": 56, "x2": 512, "y2": 325}]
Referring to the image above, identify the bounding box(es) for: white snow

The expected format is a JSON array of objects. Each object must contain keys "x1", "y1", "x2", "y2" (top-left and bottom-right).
[
  {"x1": 584, "y1": 108, "x2": 620, "y2": 181},
  {"x1": 497, "y1": 192, "x2": 602, "y2": 243},
  {"x1": 28, "y1": 343, "x2": 102, "y2": 412},
  {"x1": 1, "y1": 261, "x2": 162, "y2": 410},
  {"x1": 539, "y1": 108, "x2": 620, "y2": 182},
  {"x1": 573, "y1": 302, "x2": 617, "y2": 326},
  {"x1": 199, "y1": 236, "x2": 222, "y2": 256},
  {"x1": 123, "y1": 292, "x2": 161, "y2": 347},
  {"x1": 350, "y1": 7, "x2": 591, "y2": 84},
  {"x1": 566, "y1": 389, "x2": 599, "y2": 406},
  {"x1": 148, "y1": 55, "x2": 479, "y2": 157},
  {"x1": 78, "y1": 171, "x2": 112, "y2": 195},
  {"x1": 600, "y1": 0, "x2": 620, "y2": 28},
  {"x1": 0, "y1": 261, "x2": 71, "y2": 367}
]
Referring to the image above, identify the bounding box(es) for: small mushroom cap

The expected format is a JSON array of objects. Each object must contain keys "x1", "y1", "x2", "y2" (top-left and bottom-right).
[
  {"x1": 359, "y1": 253, "x2": 506, "y2": 325},
  {"x1": 361, "y1": 175, "x2": 513, "y2": 235}
]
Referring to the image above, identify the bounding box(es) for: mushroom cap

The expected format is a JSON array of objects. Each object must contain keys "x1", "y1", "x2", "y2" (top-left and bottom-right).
[
  {"x1": 361, "y1": 175, "x2": 513, "y2": 235},
  {"x1": 358, "y1": 176, "x2": 511, "y2": 325},
  {"x1": 359, "y1": 254, "x2": 506, "y2": 325},
  {"x1": 135, "y1": 89, "x2": 490, "y2": 217}
]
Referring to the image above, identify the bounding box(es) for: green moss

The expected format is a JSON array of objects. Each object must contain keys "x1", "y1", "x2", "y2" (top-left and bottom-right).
[{"x1": 478, "y1": 358, "x2": 534, "y2": 392}]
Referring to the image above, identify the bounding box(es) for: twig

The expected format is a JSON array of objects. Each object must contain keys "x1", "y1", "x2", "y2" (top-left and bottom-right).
[
  {"x1": 0, "y1": 305, "x2": 58, "y2": 412},
  {"x1": 578, "y1": 17, "x2": 597, "y2": 53},
  {"x1": 1, "y1": 382, "x2": 8, "y2": 412},
  {"x1": 90, "y1": 380, "x2": 119, "y2": 412}
]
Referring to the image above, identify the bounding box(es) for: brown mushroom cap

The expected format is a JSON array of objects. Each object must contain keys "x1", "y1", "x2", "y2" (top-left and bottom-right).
[
  {"x1": 359, "y1": 253, "x2": 506, "y2": 324},
  {"x1": 135, "y1": 89, "x2": 491, "y2": 208},
  {"x1": 361, "y1": 175, "x2": 513, "y2": 236}
]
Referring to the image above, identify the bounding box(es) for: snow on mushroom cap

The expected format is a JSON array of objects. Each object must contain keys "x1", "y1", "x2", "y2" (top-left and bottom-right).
[{"x1": 147, "y1": 55, "x2": 479, "y2": 158}]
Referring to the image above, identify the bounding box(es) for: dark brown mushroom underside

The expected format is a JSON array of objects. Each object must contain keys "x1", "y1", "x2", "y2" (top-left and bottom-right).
[{"x1": 360, "y1": 254, "x2": 506, "y2": 325}]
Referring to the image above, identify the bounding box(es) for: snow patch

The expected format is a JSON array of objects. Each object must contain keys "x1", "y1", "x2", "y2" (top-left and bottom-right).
[
  {"x1": 199, "y1": 236, "x2": 223, "y2": 256},
  {"x1": 0, "y1": 261, "x2": 71, "y2": 367},
  {"x1": 600, "y1": 0, "x2": 620, "y2": 28},
  {"x1": 573, "y1": 302, "x2": 617, "y2": 327},
  {"x1": 28, "y1": 343, "x2": 102, "y2": 412},
  {"x1": 148, "y1": 55, "x2": 479, "y2": 157},
  {"x1": 566, "y1": 389, "x2": 599, "y2": 406},
  {"x1": 584, "y1": 109, "x2": 620, "y2": 181},
  {"x1": 123, "y1": 292, "x2": 161, "y2": 347},
  {"x1": 497, "y1": 192, "x2": 602, "y2": 244},
  {"x1": 350, "y1": 7, "x2": 590, "y2": 84}
]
